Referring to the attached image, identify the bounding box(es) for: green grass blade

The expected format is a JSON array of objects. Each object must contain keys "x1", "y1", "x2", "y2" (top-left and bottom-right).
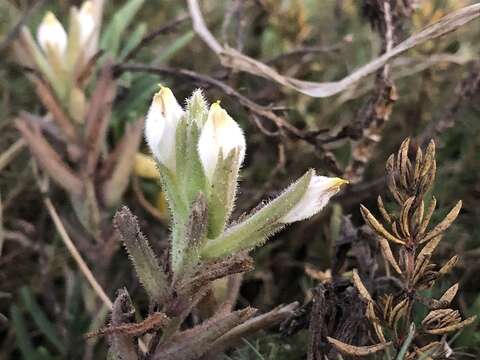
[
  {"x1": 10, "y1": 305, "x2": 39, "y2": 360},
  {"x1": 20, "y1": 287, "x2": 66, "y2": 354}
]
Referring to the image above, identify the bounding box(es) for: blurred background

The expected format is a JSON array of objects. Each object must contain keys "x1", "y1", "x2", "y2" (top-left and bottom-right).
[{"x1": 1, "y1": 0, "x2": 479, "y2": 358}]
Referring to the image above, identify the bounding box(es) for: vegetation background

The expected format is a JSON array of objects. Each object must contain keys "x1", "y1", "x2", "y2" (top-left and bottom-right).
[{"x1": 1, "y1": 0, "x2": 479, "y2": 359}]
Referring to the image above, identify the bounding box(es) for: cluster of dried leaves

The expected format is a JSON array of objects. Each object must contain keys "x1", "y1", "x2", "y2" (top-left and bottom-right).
[{"x1": 325, "y1": 139, "x2": 476, "y2": 358}]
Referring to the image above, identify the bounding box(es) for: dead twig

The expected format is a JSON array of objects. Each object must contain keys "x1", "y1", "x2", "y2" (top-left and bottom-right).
[
  {"x1": 0, "y1": 138, "x2": 26, "y2": 173},
  {"x1": 43, "y1": 197, "x2": 113, "y2": 309},
  {"x1": 114, "y1": 63, "x2": 298, "y2": 136},
  {"x1": 344, "y1": 0, "x2": 401, "y2": 182},
  {"x1": 187, "y1": 0, "x2": 480, "y2": 98}
]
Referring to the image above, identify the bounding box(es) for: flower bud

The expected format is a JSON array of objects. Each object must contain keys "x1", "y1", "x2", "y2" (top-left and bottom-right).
[
  {"x1": 280, "y1": 176, "x2": 348, "y2": 223},
  {"x1": 78, "y1": 1, "x2": 96, "y2": 46},
  {"x1": 145, "y1": 87, "x2": 184, "y2": 171},
  {"x1": 197, "y1": 103, "x2": 246, "y2": 181},
  {"x1": 37, "y1": 12, "x2": 67, "y2": 55}
]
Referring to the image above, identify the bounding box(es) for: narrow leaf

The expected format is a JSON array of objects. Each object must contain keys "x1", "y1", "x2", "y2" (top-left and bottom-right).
[
  {"x1": 101, "y1": 0, "x2": 144, "y2": 56},
  {"x1": 114, "y1": 207, "x2": 168, "y2": 302},
  {"x1": 84, "y1": 63, "x2": 117, "y2": 175},
  {"x1": 20, "y1": 287, "x2": 65, "y2": 354},
  {"x1": 101, "y1": 117, "x2": 144, "y2": 207},
  {"x1": 395, "y1": 323, "x2": 415, "y2": 360},
  {"x1": 15, "y1": 118, "x2": 83, "y2": 196},
  {"x1": 10, "y1": 305, "x2": 39, "y2": 360}
]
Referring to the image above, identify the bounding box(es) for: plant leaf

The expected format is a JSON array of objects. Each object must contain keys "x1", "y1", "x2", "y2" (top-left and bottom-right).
[
  {"x1": 114, "y1": 207, "x2": 168, "y2": 302},
  {"x1": 201, "y1": 170, "x2": 313, "y2": 259},
  {"x1": 101, "y1": 0, "x2": 144, "y2": 57},
  {"x1": 20, "y1": 287, "x2": 65, "y2": 354},
  {"x1": 101, "y1": 117, "x2": 144, "y2": 207}
]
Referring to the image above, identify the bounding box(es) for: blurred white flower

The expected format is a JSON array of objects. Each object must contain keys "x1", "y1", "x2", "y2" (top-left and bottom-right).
[
  {"x1": 78, "y1": 1, "x2": 96, "y2": 46},
  {"x1": 280, "y1": 175, "x2": 348, "y2": 223},
  {"x1": 145, "y1": 87, "x2": 184, "y2": 171},
  {"x1": 37, "y1": 12, "x2": 67, "y2": 55},
  {"x1": 198, "y1": 103, "x2": 246, "y2": 181}
]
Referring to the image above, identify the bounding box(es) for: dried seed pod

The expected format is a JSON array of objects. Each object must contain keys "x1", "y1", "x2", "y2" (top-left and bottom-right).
[
  {"x1": 418, "y1": 197, "x2": 437, "y2": 235},
  {"x1": 414, "y1": 235, "x2": 443, "y2": 278},
  {"x1": 439, "y1": 283, "x2": 459, "y2": 304},
  {"x1": 400, "y1": 196, "x2": 415, "y2": 238},
  {"x1": 421, "y1": 201, "x2": 462, "y2": 244},
  {"x1": 352, "y1": 268, "x2": 374, "y2": 303},
  {"x1": 425, "y1": 316, "x2": 476, "y2": 335},
  {"x1": 377, "y1": 195, "x2": 392, "y2": 224},
  {"x1": 438, "y1": 255, "x2": 459, "y2": 276},
  {"x1": 327, "y1": 337, "x2": 392, "y2": 356},
  {"x1": 423, "y1": 307, "x2": 474, "y2": 334},
  {"x1": 391, "y1": 221, "x2": 402, "y2": 239},
  {"x1": 381, "y1": 295, "x2": 393, "y2": 318},
  {"x1": 413, "y1": 147, "x2": 423, "y2": 184},
  {"x1": 366, "y1": 301, "x2": 387, "y2": 343},
  {"x1": 378, "y1": 237, "x2": 402, "y2": 274},
  {"x1": 388, "y1": 298, "x2": 409, "y2": 328},
  {"x1": 420, "y1": 140, "x2": 435, "y2": 179},
  {"x1": 415, "y1": 200, "x2": 425, "y2": 230},
  {"x1": 360, "y1": 205, "x2": 404, "y2": 245},
  {"x1": 398, "y1": 138, "x2": 410, "y2": 190},
  {"x1": 422, "y1": 309, "x2": 456, "y2": 326},
  {"x1": 386, "y1": 154, "x2": 404, "y2": 204}
]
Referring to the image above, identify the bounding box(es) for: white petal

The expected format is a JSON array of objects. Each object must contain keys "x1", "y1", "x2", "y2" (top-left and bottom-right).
[
  {"x1": 78, "y1": 1, "x2": 96, "y2": 46},
  {"x1": 37, "y1": 12, "x2": 67, "y2": 54},
  {"x1": 198, "y1": 103, "x2": 246, "y2": 181},
  {"x1": 280, "y1": 175, "x2": 348, "y2": 223},
  {"x1": 145, "y1": 87, "x2": 184, "y2": 170}
]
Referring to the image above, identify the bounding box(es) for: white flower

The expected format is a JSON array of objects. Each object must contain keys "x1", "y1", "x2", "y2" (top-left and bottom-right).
[
  {"x1": 280, "y1": 175, "x2": 348, "y2": 223},
  {"x1": 145, "y1": 87, "x2": 184, "y2": 171},
  {"x1": 37, "y1": 12, "x2": 68, "y2": 55},
  {"x1": 78, "y1": 1, "x2": 96, "y2": 46},
  {"x1": 198, "y1": 103, "x2": 246, "y2": 181}
]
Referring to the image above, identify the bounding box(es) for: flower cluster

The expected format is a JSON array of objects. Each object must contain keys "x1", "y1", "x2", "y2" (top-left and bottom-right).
[
  {"x1": 144, "y1": 87, "x2": 348, "y2": 272},
  {"x1": 36, "y1": 2, "x2": 98, "y2": 68},
  {"x1": 107, "y1": 88, "x2": 347, "y2": 357},
  {"x1": 14, "y1": 1, "x2": 101, "y2": 121}
]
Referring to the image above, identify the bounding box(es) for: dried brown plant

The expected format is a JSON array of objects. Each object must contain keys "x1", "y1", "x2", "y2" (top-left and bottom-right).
[{"x1": 326, "y1": 138, "x2": 476, "y2": 358}]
